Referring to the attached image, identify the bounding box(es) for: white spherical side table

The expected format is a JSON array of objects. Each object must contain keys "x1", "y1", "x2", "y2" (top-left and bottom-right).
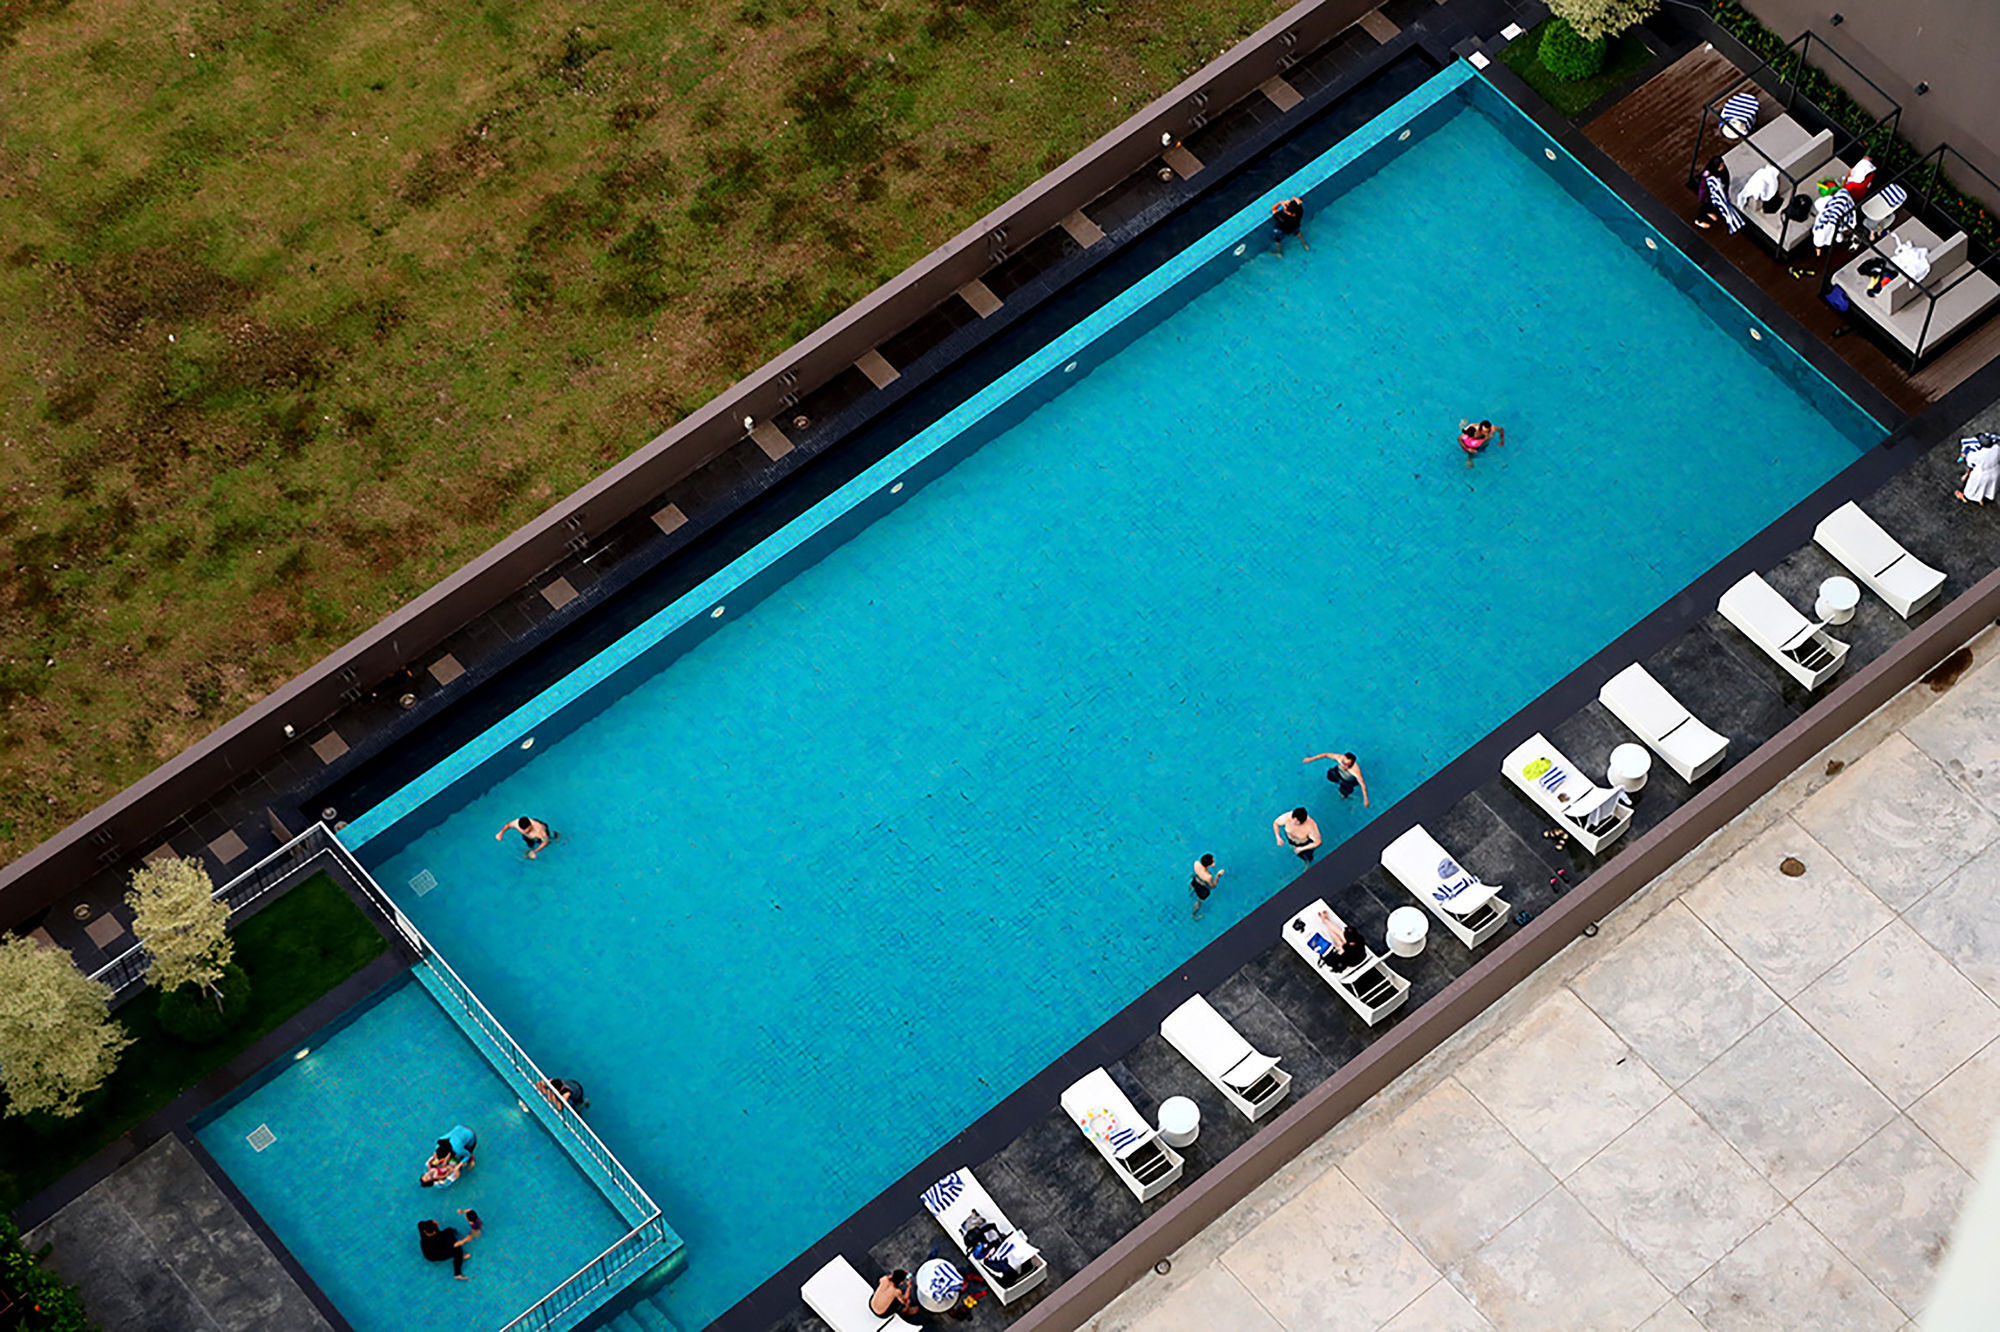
[
  {"x1": 1386, "y1": 906, "x2": 1429, "y2": 957},
  {"x1": 915, "y1": 1258, "x2": 964, "y2": 1313},
  {"x1": 1816, "y1": 575, "x2": 1861, "y2": 625},
  {"x1": 1609, "y1": 742, "x2": 1653, "y2": 794},
  {"x1": 1158, "y1": 1095, "x2": 1200, "y2": 1149}
]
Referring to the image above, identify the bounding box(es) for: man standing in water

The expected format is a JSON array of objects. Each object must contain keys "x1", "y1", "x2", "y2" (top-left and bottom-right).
[
  {"x1": 1273, "y1": 808, "x2": 1323, "y2": 864},
  {"x1": 496, "y1": 816, "x2": 559, "y2": 859},
  {"x1": 1302, "y1": 751, "x2": 1370, "y2": 807},
  {"x1": 1190, "y1": 854, "x2": 1224, "y2": 919}
]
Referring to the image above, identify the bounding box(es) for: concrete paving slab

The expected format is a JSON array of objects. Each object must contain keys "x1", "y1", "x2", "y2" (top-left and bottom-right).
[
  {"x1": 1567, "y1": 1096, "x2": 1785, "y2": 1291},
  {"x1": 1570, "y1": 902, "x2": 1782, "y2": 1086},
  {"x1": 1455, "y1": 988, "x2": 1670, "y2": 1180},
  {"x1": 1795, "y1": 1118, "x2": 1972, "y2": 1317},
  {"x1": 1679, "y1": 1008, "x2": 1895, "y2": 1199},
  {"x1": 1905, "y1": 847, "x2": 2000, "y2": 1003},
  {"x1": 1908, "y1": 1036, "x2": 2000, "y2": 1172},
  {"x1": 1220, "y1": 1165, "x2": 1437, "y2": 1329},
  {"x1": 1336, "y1": 1078, "x2": 1555, "y2": 1268},
  {"x1": 1123, "y1": 1263, "x2": 1281, "y2": 1332},
  {"x1": 1794, "y1": 919, "x2": 2000, "y2": 1106},
  {"x1": 1793, "y1": 733, "x2": 2000, "y2": 908},
  {"x1": 1680, "y1": 817, "x2": 1893, "y2": 999},
  {"x1": 1902, "y1": 646, "x2": 2000, "y2": 812},
  {"x1": 1680, "y1": 1207, "x2": 1903, "y2": 1331},
  {"x1": 1380, "y1": 1279, "x2": 1492, "y2": 1331},
  {"x1": 1452, "y1": 1189, "x2": 1669, "y2": 1331}
]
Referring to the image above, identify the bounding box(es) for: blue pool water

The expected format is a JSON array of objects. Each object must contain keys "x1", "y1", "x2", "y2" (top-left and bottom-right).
[
  {"x1": 355, "y1": 75, "x2": 1877, "y2": 1328},
  {"x1": 197, "y1": 981, "x2": 628, "y2": 1331}
]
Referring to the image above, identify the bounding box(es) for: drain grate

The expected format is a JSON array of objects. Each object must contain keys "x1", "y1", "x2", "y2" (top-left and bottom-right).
[
  {"x1": 409, "y1": 870, "x2": 438, "y2": 897},
  {"x1": 246, "y1": 1124, "x2": 277, "y2": 1153}
]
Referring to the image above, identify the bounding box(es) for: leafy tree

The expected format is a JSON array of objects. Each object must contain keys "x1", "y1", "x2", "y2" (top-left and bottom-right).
[
  {"x1": 0, "y1": 1215, "x2": 94, "y2": 1331},
  {"x1": 127, "y1": 858, "x2": 232, "y2": 995},
  {"x1": 0, "y1": 938, "x2": 131, "y2": 1119},
  {"x1": 1547, "y1": 0, "x2": 1658, "y2": 42}
]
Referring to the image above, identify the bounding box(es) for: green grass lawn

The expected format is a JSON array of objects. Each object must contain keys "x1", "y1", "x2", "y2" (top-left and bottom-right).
[
  {"x1": 1499, "y1": 20, "x2": 1657, "y2": 119},
  {"x1": 0, "y1": 874, "x2": 387, "y2": 1212},
  {"x1": 0, "y1": 0, "x2": 1295, "y2": 862}
]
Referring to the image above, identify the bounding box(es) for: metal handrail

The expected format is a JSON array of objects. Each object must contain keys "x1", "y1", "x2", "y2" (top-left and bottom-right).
[{"x1": 90, "y1": 823, "x2": 676, "y2": 1331}]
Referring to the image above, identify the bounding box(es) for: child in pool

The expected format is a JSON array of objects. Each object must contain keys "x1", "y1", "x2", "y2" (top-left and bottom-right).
[{"x1": 1458, "y1": 419, "x2": 1505, "y2": 467}]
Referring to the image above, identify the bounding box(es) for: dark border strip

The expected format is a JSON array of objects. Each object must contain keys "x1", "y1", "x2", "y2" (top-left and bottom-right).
[
  {"x1": 1010, "y1": 548, "x2": 2000, "y2": 1332},
  {"x1": 178, "y1": 1127, "x2": 358, "y2": 1332}
]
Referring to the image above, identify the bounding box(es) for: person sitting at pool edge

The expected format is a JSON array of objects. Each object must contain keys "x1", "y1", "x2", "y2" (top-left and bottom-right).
[
  {"x1": 496, "y1": 816, "x2": 559, "y2": 859},
  {"x1": 870, "y1": 1269, "x2": 916, "y2": 1317},
  {"x1": 1190, "y1": 854, "x2": 1223, "y2": 920},
  {"x1": 1302, "y1": 750, "x2": 1370, "y2": 807},
  {"x1": 1274, "y1": 808, "x2": 1322, "y2": 864},
  {"x1": 536, "y1": 1078, "x2": 590, "y2": 1113},
  {"x1": 418, "y1": 1210, "x2": 482, "y2": 1280},
  {"x1": 1271, "y1": 197, "x2": 1307, "y2": 255}
]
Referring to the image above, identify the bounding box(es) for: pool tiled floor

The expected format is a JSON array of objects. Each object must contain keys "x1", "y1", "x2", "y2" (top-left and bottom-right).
[{"x1": 1085, "y1": 633, "x2": 2000, "y2": 1331}]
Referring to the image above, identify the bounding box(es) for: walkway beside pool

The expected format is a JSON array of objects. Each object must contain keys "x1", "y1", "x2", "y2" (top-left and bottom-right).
[{"x1": 1083, "y1": 626, "x2": 2000, "y2": 1332}]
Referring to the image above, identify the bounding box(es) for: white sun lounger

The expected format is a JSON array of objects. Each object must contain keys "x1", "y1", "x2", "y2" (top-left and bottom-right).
[
  {"x1": 1718, "y1": 572, "x2": 1849, "y2": 689},
  {"x1": 1502, "y1": 733, "x2": 1633, "y2": 855},
  {"x1": 920, "y1": 1168, "x2": 1049, "y2": 1304},
  {"x1": 1160, "y1": 994, "x2": 1292, "y2": 1121},
  {"x1": 1281, "y1": 899, "x2": 1411, "y2": 1026},
  {"x1": 1379, "y1": 825, "x2": 1510, "y2": 948},
  {"x1": 1060, "y1": 1068, "x2": 1184, "y2": 1203},
  {"x1": 1814, "y1": 501, "x2": 1946, "y2": 618},
  {"x1": 801, "y1": 1256, "x2": 919, "y2": 1331},
  {"x1": 1599, "y1": 663, "x2": 1729, "y2": 783}
]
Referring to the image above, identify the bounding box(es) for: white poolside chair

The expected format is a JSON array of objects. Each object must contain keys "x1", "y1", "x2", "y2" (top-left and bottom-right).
[
  {"x1": 1060, "y1": 1068, "x2": 1184, "y2": 1203},
  {"x1": 1160, "y1": 995, "x2": 1291, "y2": 1121},
  {"x1": 1718, "y1": 572, "x2": 1849, "y2": 690},
  {"x1": 1501, "y1": 733, "x2": 1633, "y2": 855},
  {"x1": 920, "y1": 1168, "x2": 1048, "y2": 1304},
  {"x1": 1599, "y1": 663, "x2": 1729, "y2": 783},
  {"x1": 801, "y1": 1256, "x2": 919, "y2": 1331},
  {"x1": 1379, "y1": 825, "x2": 1510, "y2": 948},
  {"x1": 1281, "y1": 899, "x2": 1411, "y2": 1026},
  {"x1": 1814, "y1": 501, "x2": 1946, "y2": 618}
]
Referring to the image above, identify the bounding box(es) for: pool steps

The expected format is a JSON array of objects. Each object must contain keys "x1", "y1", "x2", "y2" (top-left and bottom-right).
[{"x1": 594, "y1": 1291, "x2": 682, "y2": 1331}]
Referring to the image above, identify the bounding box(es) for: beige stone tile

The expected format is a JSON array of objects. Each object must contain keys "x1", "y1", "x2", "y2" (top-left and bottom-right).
[
  {"x1": 1456, "y1": 988, "x2": 1670, "y2": 1179},
  {"x1": 1794, "y1": 919, "x2": 2000, "y2": 1106},
  {"x1": 309, "y1": 729, "x2": 348, "y2": 764},
  {"x1": 1161, "y1": 143, "x2": 1202, "y2": 178},
  {"x1": 1569, "y1": 1097, "x2": 1784, "y2": 1291},
  {"x1": 1681, "y1": 1208, "x2": 1902, "y2": 1331},
  {"x1": 539, "y1": 575, "x2": 577, "y2": 610},
  {"x1": 1220, "y1": 1166, "x2": 1437, "y2": 1330},
  {"x1": 1337, "y1": 1078, "x2": 1556, "y2": 1268},
  {"x1": 1258, "y1": 76, "x2": 1303, "y2": 113},
  {"x1": 1121, "y1": 1262, "x2": 1281, "y2": 1332},
  {"x1": 426, "y1": 652, "x2": 466, "y2": 685},
  {"x1": 1909, "y1": 1038, "x2": 2000, "y2": 1172},
  {"x1": 1903, "y1": 645, "x2": 2000, "y2": 814},
  {"x1": 1906, "y1": 848, "x2": 2000, "y2": 1003},
  {"x1": 1793, "y1": 733, "x2": 2000, "y2": 909},
  {"x1": 1681, "y1": 817, "x2": 1893, "y2": 998},
  {"x1": 649, "y1": 503, "x2": 688, "y2": 536},
  {"x1": 1571, "y1": 902, "x2": 1782, "y2": 1085},
  {"x1": 955, "y1": 278, "x2": 1002, "y2": 318},
  {"x1": 83, "y1": 914, "x2": 127, "y2": 949},
  {"x1": 1453, "y1": 1189, "x2": 1669, "y2": 1331},
  {"x1": 206, "y1": 828, "x2": 248, "y2": 864},
  {"x1": 1634, "y1": 1299, "x2": 1705, "y2": 1331},
  {"x1": 1796, "y1": 1118, "x2": 1972, "y2": 1317},
  {"x1": 1358, "y1": 8, "x2": 1401, "y2": 42},
  {"x1": 1379, "y1": 1279, "x2": 1492, "y2": 1331},
  {"x1": 1680, "y1": 1009, "x2": 1895, "y2": 1198}
]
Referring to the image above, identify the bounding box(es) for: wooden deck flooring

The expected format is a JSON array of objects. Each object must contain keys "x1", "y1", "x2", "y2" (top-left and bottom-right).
[{"x1": 1583, "y1": 45, "x2": 1996, "y2": 418}]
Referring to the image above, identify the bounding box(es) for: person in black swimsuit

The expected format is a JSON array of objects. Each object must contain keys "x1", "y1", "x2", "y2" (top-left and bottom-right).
[
  {"x1": 1273, "y1": 808, "x2": 1323, "y2": 864},
  {"x1": 418, "y1": 1210, "x2": 482, "y2": 1279},
  {"x1": 1190, "y1": 854, "x2": 1223, "y2": 920},
  {"x1": 496, "y1": 816, "x2": 559, "y2": 859}
]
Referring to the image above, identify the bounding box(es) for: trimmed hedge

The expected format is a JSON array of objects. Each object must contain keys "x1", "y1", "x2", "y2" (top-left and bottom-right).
[
  {"x1": 1711, "y1": 2, "x2": 1998, "y2": 251},
  {"x1": 1540, "y1": 18, "x2": 1607, "y2": 81},
  {"x1": 0, "y1": 1215, "x2": 93, "y2": 1331},
  {"x1": 156, "y1": 964, "x2": 253, "y2": 1045}
]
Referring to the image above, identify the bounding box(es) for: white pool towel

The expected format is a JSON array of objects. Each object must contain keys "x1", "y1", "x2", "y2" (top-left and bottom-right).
[
  {"x1": 1736, "y1": 164, "x2": 1780, "y2": 209},
  {"x1": 1964, "y1": 442, "x2": 2000, "y2": 504},
  {"x1": 1891, "y1": 238, "x2": 1932, "y2": 283}
]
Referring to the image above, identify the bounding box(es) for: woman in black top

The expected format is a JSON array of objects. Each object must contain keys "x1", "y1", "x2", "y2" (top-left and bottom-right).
[{"x1": 418, "y1": 1210, "x2": 482, "y2": 1279}]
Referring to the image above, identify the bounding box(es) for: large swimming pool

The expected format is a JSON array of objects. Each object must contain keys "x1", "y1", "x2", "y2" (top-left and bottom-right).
[{"x1": 338, "y1": 64, "x2": 1877, "y2": 1328}]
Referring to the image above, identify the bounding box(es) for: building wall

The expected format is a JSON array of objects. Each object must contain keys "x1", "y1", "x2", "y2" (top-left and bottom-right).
[{"x1": 1738, "y1": 0, "x2": 2000, "y2": 188}]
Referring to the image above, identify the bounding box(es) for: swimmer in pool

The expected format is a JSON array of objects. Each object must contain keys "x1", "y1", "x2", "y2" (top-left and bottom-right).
[
  {"x1": 1458, "y1": 419, "x2": 1505, "y2": 468},
  {"x1": 1191, "y1": 854, "x2": 1223, "y2": 919},
  {"x1": 496, "y1": 816, "x2": 558, "y2": 859},
  {"x1": 1273, "y1": 808, "x2": 1323, "y2": 864}
]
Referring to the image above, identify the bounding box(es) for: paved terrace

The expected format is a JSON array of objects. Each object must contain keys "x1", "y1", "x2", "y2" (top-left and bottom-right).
[
  {"x1": 1083, "y1": 621, "x2": 2000, "y2": 1332},
  {"x1": 755, "y1": 390, "x2": 2000, "y2": 1329}
]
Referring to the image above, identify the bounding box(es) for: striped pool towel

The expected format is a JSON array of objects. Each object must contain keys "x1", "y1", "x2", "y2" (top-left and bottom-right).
[
  {"x1": 1720, "y1": 91, "x2": 1759, "y2": 133},
  {"x1": 1703, "y1": 175, "x2": 1746, "y2": 232},
  {"x1": 1538, "y1": 765, "x2": 1567, "y2": 792},
  {"x1": 922, "y1": 1171, "x2": 966, "y2": 1217}
]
